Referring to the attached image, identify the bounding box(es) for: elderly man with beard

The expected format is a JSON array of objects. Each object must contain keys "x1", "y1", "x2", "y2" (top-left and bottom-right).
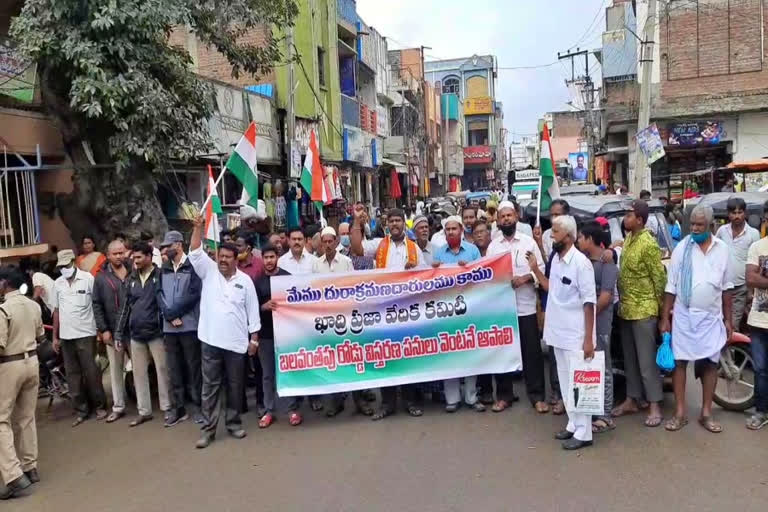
[
  {"x1": 487, "y1": 201, "x2": 548, "y2": 413},
  {"x1": 433, "y1": 216, "x2": 484, "y2": 412},
  {"x1": 412, "y1": 215, "x2": 435, "y2": 265},
  {"x1": 350, "y1": 206, "x2": 427, "y2": 420},
  {"x1": 188, "y1": 215, "x2": 261, "y2": 449}
]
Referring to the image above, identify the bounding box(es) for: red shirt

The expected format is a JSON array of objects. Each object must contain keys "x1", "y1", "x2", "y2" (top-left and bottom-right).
[{"x1": 237, "y1": 253, "x2": 264, "y2": 281}]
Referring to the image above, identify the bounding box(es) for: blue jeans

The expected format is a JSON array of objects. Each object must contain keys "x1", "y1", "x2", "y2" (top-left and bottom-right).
[{"x1": 752, "y1": 327, "x2": 768, "y2": 413}]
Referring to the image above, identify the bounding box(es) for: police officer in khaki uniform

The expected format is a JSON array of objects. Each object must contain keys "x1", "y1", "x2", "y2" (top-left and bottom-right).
[{"x1": 0, "y1": 266, "x2": 44, "y2": 500}]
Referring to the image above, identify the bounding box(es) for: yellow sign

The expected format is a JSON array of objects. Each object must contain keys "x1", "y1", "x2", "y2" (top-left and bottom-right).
[{"x1": 464, "y1": 96, "x2": 494, "y2": 116}]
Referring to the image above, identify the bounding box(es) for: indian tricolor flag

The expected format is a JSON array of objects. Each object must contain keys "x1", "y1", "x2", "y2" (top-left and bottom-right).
[
  {"x1": 300, "y1": 129, "x2": 332, "y2": 213},
  {"x1": 204, "y1": 165, "x2": 223, "y2": 250},
  {"x1": 538, "y1": 123, "x2": 560, "y2": 214},
  {"x1": 226, "y1": 121, "x2": 260, "y2": 208}
]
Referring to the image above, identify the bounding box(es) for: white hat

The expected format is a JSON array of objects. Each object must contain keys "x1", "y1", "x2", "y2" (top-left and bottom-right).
[
  {"x1": 443, "y1": 215, "x2": 463, "y2": 228},
  {"x1": 321, "y1": 226, "x2": 337, "y2": 237},
  {"x1": 239, "y1": 199, "x2": 267, "y2": 221},
  {"x1": 498, "y1": 201, "x2": 516, "y2": 212}
]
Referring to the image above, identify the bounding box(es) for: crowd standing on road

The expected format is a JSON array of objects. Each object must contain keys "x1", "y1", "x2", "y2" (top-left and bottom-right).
[{"x1": 3, "y1": 192, "x2": 768, "y2": 499}]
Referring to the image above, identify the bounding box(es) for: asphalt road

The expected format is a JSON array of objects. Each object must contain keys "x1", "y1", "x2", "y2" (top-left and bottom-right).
[{"x1": 7, "y1": 378, "x2": 768, "y2": 512}]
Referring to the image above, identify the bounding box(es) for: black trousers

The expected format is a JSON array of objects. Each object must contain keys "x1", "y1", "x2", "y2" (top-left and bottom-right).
[
  {"x1": 60, "y1": 336, "x2": 107, "y2": 417},
  {"x1": 164, "y1": 332, "x2": 202, "y2": 412},
  {"x1": 201, "y1": 342, "x2": 246, "y2": 435},
  {"x1": 496, "y1": 314, "x2": 546, "y2": 405},
  {"x1": 380, "y1": 385, "x2": 423, "y2": 412}
]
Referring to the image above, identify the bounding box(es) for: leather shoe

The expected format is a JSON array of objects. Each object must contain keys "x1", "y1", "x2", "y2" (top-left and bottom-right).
[
  {"x1": 554, "y1": 429, "x2": 574, "y2": 440},
  {"x1": 25, "y1": 469, "x2": 39, "y2": 484},
  {"x1": 0, "y1": 474, "x2": 32, "y2": 499},
  {"x1": 228, "y1": 428, "x2": 247, "y2": 439},
  {"x1": 195, "y1": 434, "x2": 215, "y2": 449},
  {"x1": 562, "y1": 438, "x2": 593, "y2": 450}
]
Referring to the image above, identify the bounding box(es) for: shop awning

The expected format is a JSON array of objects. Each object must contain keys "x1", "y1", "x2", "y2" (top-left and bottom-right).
[
  {"x1": 382, "y1": 158, "x2": 408, "y2": 174},
  {"x1": 727, "y1": 159, "x2": 768, "y2": 172}
]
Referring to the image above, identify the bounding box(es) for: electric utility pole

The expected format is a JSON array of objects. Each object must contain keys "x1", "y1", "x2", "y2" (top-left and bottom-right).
[
  {"x1": 287, "y1": 26, "x2": 296, "y2": 178},
  {"x1": 557, "y1": 48, "x2": 593, "y2": 182},
  {"x1": 632, "y1": 0, "x2": 657, "y2": 194}
]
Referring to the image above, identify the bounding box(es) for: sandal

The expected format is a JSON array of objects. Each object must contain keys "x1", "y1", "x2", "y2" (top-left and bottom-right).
[
  {"x1": 371, "y1": 408, "x2": 394, "y2": 421},
  {"x1": 71, "y1": 416, "x2": 87, "y2": 428},
  {"x1": 645, "y1": 415, "x2": 663, "y2": 428},
  {"x1": 106, "y1": 411, "x2": 124, "y2": 423},
  {"x1": 491, "y1": 400, "x2": 509, "y2": 413},
  {"x1": 258, "y1": 413, "x2": 275, "y2": 429},
  {"x1": 129, "y1": 415, "x2": 153, "y2": 428},
  {"x1": 288, "y1": 412, "x2": 302, "y2": 426},
  {"x1": 698, "y1": 416, "x2": 722, "y2": 434},
  {"x1": 664, "y1": 416, "x2": 688, "y2": 431},
  {"x1": 551, "y1": 400, "x2": 565, "y2": 416},
  {"x1": 534, "y1": 401, "x2": 550, "y2": 414},
  {"x1": 592, "y1": 418, "x2": 616, "y2": 434},
  {"x1": 746, "y1": 412, "x2": 768, "y2": 431},
  {"x1": 407, "y1": 406, "x2": 423, "y2": 417}
]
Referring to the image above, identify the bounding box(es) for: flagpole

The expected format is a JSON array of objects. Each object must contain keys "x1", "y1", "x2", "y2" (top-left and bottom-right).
[
  {"x1": 536, "y1": 175, "x2": 542, "y2": 227},
  {"x1": 200, "y1": 165, "x2": 228, "y2": 214}
]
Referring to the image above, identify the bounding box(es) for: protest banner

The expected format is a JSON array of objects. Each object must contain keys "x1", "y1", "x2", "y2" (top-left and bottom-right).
[{"x1": 271, "y1": 253, "x2": 522, "y2": 396}]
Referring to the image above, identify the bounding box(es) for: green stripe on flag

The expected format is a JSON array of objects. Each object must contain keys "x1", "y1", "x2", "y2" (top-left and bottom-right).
[
  {"x1": 226, "y1": 152, "x2": 259, "y2": 208},
  {"x1": 539, "y1": 156, "x2": 555, "y2": 212},
  {"x1": 210, "y1": 193, "x2": 223, "y2": 215}
]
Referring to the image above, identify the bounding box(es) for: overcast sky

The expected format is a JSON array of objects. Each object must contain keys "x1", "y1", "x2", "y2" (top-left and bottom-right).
[{"x1": 357, "y1": 0, "x2": 608, "y2": 142}]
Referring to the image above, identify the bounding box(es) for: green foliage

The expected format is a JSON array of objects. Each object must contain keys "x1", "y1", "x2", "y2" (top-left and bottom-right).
[{"x1": 10, "y1": 0, "x2": 298, "y2": 169}]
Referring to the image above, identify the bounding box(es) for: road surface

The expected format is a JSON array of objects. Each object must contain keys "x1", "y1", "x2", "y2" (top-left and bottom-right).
[{"x1": 7, "y1": 380, "x2": 768, "y2": 511}]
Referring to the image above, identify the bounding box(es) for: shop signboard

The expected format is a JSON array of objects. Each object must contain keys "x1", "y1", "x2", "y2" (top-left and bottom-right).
[
  {"x1": 665, "y1": 121, "x2": 723, "y2": 146},
  {"x1": 463, "y1": 96, "x2": 494, "y2": 116},
  {"x1": 463, "y1": 145, "x2": 493, "y2": 165}
]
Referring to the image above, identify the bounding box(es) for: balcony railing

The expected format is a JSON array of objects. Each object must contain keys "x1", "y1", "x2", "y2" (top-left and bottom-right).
[{"x1": 341, "y1": 94, "x2": 360, "y2": 127}]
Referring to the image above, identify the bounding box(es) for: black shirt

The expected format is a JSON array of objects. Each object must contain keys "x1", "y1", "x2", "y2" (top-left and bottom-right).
[{"x1": 254, "y1": 268, "x2": 291, "y2": 340}]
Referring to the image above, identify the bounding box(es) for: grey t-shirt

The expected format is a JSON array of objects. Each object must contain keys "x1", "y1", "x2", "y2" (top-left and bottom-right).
[{"x1": 590, "y1": 258, "x2": 618, "y2": 337}]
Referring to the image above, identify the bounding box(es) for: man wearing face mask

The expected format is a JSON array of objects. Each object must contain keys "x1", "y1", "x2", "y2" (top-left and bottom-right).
[
  {"x1": 338, "y1": 222, "x2": 352, "y2": 256},
  {"x1": 92, "y1": 239, "x2": 131, "y2": 423},
  {"x1": 52, "y1": 250, "x2": 108, "y2": 427},
  {"x1": 158, "y1": 231, "x2": 203, "y2": 425},
  {"x1": 487, "y1": 201, "x2": 548, "y2": 413},
  {"x1": 0, "y1": 266, "x2": 45, "y2": 499},
  {"x1": 235, "y1": 232, "x2": 265, "y2": 281},
  {"x1": 660, "y1": 205, "x2": 732, "y2": 434},
  {"x1": 433, "y1": 216, "x2": 484, "y2": 412}
]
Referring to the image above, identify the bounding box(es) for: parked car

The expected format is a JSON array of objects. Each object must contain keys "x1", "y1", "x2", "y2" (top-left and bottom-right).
[{"x1": 682, "y1": 191, "x2": 768, "y2": 235}]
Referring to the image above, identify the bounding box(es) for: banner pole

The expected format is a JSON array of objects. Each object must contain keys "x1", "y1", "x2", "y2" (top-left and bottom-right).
[{"x1": 200, "y1": 165, "x2": 228, "y2": 214}]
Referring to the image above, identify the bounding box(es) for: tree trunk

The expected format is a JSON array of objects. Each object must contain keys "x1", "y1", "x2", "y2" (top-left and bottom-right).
[{"x1": 39, "y1": 62, "x2": 168, "y2": 248}]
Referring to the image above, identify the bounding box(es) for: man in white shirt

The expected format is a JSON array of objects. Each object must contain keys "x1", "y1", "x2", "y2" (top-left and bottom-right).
[
  {"x1": 660, "y1": 205, "x2": 732, "y2": 434},
  {"x1": 349, "y1": 206, "x2": 426, "y2": 419},
  {"x1": 533, "y1": 199, "x2": 570, "y2": 259},
  {"x1": 716, "y1": 197, "x2": 760, "y2": 331},
  {"x1": 530, "y1": 215, "x2": 597, "y2": 450},
  {"x1": 51, "y1": 250, "x2": 108, "y2": 427},
  {"x1": 487, "y1": 201, "x2": 548, "y2": 413},
  {"x1": 278, "y1": 227, "x2": 316, "y2": 275},
  {"x1": 412, "y1": 216, "x2": 435, "y2": 265},
  {"x1": 31, "y1": 271, "x2": 55, "y2": 314},
  {"x1": 188, "y1": 215, "x2": 261, "y2": 449}
]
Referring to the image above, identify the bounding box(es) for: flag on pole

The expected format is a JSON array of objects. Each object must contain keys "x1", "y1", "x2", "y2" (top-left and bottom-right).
[
  {"x1": 538, "y1": 123, "x2": 560, "y2": 216},
  {"x1": 225, "y1": 121, "x2": 260, "y2": 209},
  {"x1": 205, "y1": 165, "x2": 223, "y2": 250},
  {"x1": 300, "y1": 130, "x2": 332, "y2": 213}
]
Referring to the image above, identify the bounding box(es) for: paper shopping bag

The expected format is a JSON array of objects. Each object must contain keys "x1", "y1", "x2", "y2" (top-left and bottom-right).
[{"x1": 565, "y1": 351, "x2": 605, "y2": 416}]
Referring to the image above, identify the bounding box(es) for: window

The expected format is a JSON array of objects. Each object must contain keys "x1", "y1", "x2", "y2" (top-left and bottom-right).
[
  {"x1": 442, "y1": 76, "x2": 460, "y2": 95},
  {"x1": 317, "y1": 47, "x2": 326, "y2": 87}
]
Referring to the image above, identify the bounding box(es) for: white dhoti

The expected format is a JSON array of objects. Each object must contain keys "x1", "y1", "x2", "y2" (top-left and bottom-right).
[{"x1": 671, "y1": 302, "x2": 726, "y2": 363}]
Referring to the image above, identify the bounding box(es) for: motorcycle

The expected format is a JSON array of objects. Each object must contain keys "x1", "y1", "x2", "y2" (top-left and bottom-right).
[
  {"x1": 37, "y1": 335, "x2": 70, "y2": 410},
  {"x1": 714, "y1": 332, "x2": 755, "y2": 411}
]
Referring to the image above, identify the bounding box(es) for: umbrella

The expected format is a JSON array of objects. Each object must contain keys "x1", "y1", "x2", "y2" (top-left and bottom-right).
[{"x1": 390, "y1": 168, "x2": 402, "y2": 199}]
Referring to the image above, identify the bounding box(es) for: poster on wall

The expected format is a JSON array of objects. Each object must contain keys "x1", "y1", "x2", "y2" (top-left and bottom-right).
[
  {"x1": 635, "y1": 123, "x2": 666, "y2": 164},
  {"x1": 666, "y1": 121, "x2": 723, "y2": 146},
  {"x1": 568, "y1": 152, "x2": 589, "y2": 181}
]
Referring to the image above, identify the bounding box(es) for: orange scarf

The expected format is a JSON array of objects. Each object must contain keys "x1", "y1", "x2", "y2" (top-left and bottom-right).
[{"x1": 375, "y1": 236, "x2": 419, "y2": 269}]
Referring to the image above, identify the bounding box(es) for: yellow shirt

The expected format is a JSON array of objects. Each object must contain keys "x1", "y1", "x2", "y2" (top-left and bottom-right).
[{"x1": 139, "y1": 267, "x2": 153, "y2": 286}]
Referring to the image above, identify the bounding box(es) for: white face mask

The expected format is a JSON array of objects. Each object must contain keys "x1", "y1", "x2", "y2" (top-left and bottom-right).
[{"x1": 60, "y1": 266, "x2": 75, "y2": 279}]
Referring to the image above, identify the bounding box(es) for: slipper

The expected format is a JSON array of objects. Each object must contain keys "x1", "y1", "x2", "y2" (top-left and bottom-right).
[
  {"x1": 71, "y1": 416, "x2": 87, "y2": 428},
  {"x1": 258, "y1": 413, "x2": 275, "y2": 429},
  {"x1": 105, "y1": 411, "x2": 124, "y2": 423},
  {"x1": 592, "y1": 418, "x2": 616, "y2": 434},
  {"x1": 491, "y1": 400, "x2": 509, "y2": 413},
  {"x1": 664, "y1": 416, "x2": 688, "y2": 431},
  {"x1": 746, "y1": 412, "x2": 768, "y2": 431},
  {"x1": 552, "y1": 400, "x2": 565, "y2": 416},
  {"x1": 698, "y1": 416, "x2": 722, "y2": 434},
  {"x1": 407, "y1": 406, "x2": 423, "y2": 417},
  {"x1": 372, "y1": 408, "x2": 394, "y2": 421},
  {"x1": 645, "y1": 415, "x2": 663, "y2": 428},
  {"x1": 288, "y1": 412, "x2": 302, "y2": 426},
  {"x1": 534, "y1": 401, "x2": 550, "y2": 414},
  {"x1": 611, "y1": 404, "x2": 639, "y2": 418}
]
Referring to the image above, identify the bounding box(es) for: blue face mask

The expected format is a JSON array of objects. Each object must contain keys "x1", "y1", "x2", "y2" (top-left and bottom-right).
[
  {"x1": 340, "y1": 235, "x2": 350, "y2": 248},
  {"x1": 691, "y1": 231, "x2": 710, "y2": 243}
]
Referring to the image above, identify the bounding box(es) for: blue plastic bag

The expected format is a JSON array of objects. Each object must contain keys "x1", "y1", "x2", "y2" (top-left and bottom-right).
[{"x1": 656, "y1": 332, "x2": 675, "y2": 372}]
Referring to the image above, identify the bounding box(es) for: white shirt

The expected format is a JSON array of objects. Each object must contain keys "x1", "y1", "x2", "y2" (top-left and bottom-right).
[
  {"x1": 430, "y1": 230, "x2": 446, "y2": 249},
  {"x1": 52, "y1": 270, "x2": 97, "y2": 339},
  {"x1": 542, "y1": 228, "x2": 553, "y2": 256},
  {"x1": 487, "y1": 232, "x2": 544, "y2": 316},
  {"x1": 543, "y1": 246, "x2": 597, "y2": 351},
  {"x1": 666, "y1": 236, "x2": 732, "y2": 360},
  {"x1": 491, "y1": 222, "x2": 533, "y2": 240},
  {"x1": 312, "y1": 251, "x2": 354, "y2": 274},
  {"x1": 278, "y1": 249, "x2": 316, "y2": 275},
  {"x1": 171, "y1": 253, "x2": 188, "y2": 273},
  {"x1": 152, "y1": 247, "x2": 163, "y2": 268},
  {"x1": 188, "y1": 247, "x2": 261, "y2": 354},
  {"x1": 716, "y1": 223, "x2": 760, "y2": 287},
  {"x1": 361, "y1": 237, "x2": 427, "y2": 270},
  {"x1": 32, "y1": 272, "x2": 56, "y2": 312},
  {"x1": 418, "y1": 241, "x2": 435, "y2": 266},
  {"x1": 646, "y1": 214, "x2": 660, "y2": 236}
]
